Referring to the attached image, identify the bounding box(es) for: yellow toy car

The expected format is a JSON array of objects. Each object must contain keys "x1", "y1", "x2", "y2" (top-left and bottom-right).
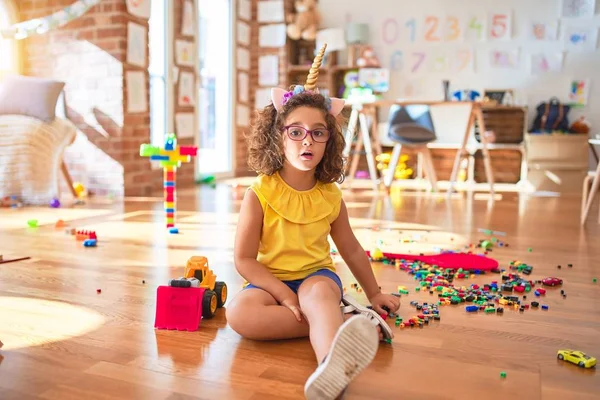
[
  {"x1": 557, "y1": 350, "x2": 596, "y2": 368},
  {"x1": 184, "y1": 256, "x2": 227, "y2": 319}
]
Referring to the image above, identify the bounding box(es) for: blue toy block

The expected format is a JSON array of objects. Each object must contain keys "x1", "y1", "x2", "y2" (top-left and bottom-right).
[{"x1": 83, "y1": 239, "x2": 97, "y2": 247}]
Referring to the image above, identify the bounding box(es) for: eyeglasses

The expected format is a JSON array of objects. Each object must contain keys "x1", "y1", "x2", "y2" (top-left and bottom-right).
[{"x1": 283, "y1": 125, "x2": 331, "y2": 143}]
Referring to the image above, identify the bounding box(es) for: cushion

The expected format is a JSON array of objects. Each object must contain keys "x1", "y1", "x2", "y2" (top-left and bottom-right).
[
  {"x1": 387, "y1": 104, "x2": 437, "y2": 144},
  {"x1": 0, "y1": 75, "x2": 65, "y2": 122}
]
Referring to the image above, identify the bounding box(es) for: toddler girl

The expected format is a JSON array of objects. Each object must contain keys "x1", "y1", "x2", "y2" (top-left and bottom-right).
[{"x1": 226, "y1": 44, "x2": 400, "y2": 400}]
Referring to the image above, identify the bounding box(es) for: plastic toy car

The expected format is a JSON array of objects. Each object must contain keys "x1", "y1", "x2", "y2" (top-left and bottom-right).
[
  {"x1": 557, "y1": 350, "x2": 596, "y2": 368},
  {"x1": 184, "y1": 256, "x2": 227, "y2": 318},
  {"x1": 542, "y1": 277, "x2": 563, "y2": 286}
]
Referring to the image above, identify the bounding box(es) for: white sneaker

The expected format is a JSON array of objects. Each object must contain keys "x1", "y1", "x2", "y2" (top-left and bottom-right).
[
  {"x1": 304, "y1": 314, "x2": 379, "y2": 400},
  {"x1": 340, "y1": 294, "x2": 394, "y2": 341}
]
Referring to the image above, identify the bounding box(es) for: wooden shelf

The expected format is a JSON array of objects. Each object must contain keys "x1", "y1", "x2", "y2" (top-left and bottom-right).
[{"x1": 288, "y1": 65, "x2": 329, "y2": 73}]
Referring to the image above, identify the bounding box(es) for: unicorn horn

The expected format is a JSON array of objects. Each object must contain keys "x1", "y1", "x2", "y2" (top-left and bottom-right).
[{"x1": 305, "y1": 43, "x2": 327, "y2": 91}]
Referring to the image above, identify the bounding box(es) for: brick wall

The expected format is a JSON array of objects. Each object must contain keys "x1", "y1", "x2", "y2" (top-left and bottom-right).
[
  {"x1": 233, "y1": 0, "x2": 285, "y2": 177},
  {"x1": 18, "y1": 0, "x2": 196, "y2": 197},
  {"x1": 234, "y1": 1, "x2": 253, "y2": 176}
]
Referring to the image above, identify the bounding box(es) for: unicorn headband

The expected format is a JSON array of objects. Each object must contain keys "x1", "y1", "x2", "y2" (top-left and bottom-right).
[{"x1": 271, "y1": 43, "x2": 345, "y2": 117}]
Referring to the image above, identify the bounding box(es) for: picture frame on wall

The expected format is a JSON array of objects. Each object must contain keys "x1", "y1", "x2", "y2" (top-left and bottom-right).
[
  {"x1": 181, "y1": 0, "x2": 195, "y2": 36},
  {"x1": 127, "y1": 22, "x2": 147, "y2": 68},
  {"x1": 178, "y1": 71, "x2": 195, "y2": 107},
  {"x1": 483, "y1": 89, "x2": 515, "y2": 105},
  {"x1": 175, "y1": 40, "x2": 195, "y2": 67}
]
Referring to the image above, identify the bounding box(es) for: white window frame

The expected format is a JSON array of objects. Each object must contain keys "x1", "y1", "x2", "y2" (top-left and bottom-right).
[
  {"x1": 195, "y1": 0, "x2": 236, "y2": 178},
  {"x1": 0, "y1": 0, "x2": 20, "y2": 77},
  {"x1": 149, "y1": 0, "x2": 175, "y2": 169}
]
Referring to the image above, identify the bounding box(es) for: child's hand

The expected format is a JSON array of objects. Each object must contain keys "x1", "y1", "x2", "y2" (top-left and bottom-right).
[
  {"x1": 368, "y1": 292, "x2": 400, "y2": 316},
  {"x1": 280, "y1": 294, "x2": 304, "y2": 322}
]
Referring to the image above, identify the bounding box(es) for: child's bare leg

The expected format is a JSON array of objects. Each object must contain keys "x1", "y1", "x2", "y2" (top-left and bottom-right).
[
  {"x1": 226, "y1": 288, "x2": 310, "y2": 340},
  {"x1": 299, "y1": 277, "x2": 379, "y2": 400},
  {"x1": 297, "y1": 276, "x2": 344, "y2": 362}
]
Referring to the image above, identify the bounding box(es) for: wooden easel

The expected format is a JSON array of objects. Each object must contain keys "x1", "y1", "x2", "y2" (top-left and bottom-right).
[
  {"x1": 448, "y1": 103, "x2": 495, "y2": 195},
  {"x1": 342, "y1": 104, "x2": 383, "y2": 191}
]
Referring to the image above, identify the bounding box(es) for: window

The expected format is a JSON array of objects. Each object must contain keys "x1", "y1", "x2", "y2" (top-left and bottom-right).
[
  {"x1": 149, "y1": 0, "x2": 168, "y2": 146},
  {"x1": 0, "y1": 0, "x2": 19, "y2": 78},
  {"x1": 197, "y1": 0, "x2": 233, "y2": 175}
]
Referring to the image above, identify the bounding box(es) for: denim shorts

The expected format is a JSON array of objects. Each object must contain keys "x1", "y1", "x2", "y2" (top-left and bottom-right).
[{"x1": 244, "y1": 268, "x2": 343, "y2": 298}]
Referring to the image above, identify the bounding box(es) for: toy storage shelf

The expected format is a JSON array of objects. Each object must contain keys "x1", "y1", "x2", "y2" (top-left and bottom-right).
[
  {"x1": 284, "y1": 38, "x2": 357, "y2": 98},
  {"x1": 479, "y1": 106, "x2": 527, "y2": 144},
  {"x1": 525, "y1": 133, "x2": 590, "y2": 193}
]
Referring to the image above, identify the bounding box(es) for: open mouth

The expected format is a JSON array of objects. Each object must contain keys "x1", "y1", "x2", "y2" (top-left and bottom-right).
[{"x1": 300, "y1": 151, "x2": 313, "y2": 159}]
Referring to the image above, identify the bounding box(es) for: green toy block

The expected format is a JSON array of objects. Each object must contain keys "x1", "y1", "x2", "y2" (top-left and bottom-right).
[
  {"x1": 161, "y1": 160, "x2": 181, "y2": 167},
  {"x1": 140, "y1": 144, "x2": 160, "y2": 156}
]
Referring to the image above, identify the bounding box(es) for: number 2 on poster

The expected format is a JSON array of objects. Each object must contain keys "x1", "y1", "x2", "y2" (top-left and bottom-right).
[{"x1": 424, "y1": 16, "x2": 440, "y2": 41}]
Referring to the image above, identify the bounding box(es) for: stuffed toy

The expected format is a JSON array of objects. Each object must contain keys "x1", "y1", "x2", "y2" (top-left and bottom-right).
[
  {"x1": 356, "y1": 46, "x2": 380, "y2": 68},
  {"x1": 570, "y1": 116, "x2": 591, "y2": 134},
  {"x1": 286, "y1": 0, "x2": 321, "y2": 41}
]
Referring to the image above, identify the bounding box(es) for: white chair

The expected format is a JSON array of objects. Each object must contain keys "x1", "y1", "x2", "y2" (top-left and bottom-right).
[
  {"x1": 581, "y1": 139, "x2": 600, "y2": 225},
  {"x1": 383, "y1": 104, "x2": 438, "y2": 191},
  {"x1": 581, "y1": 171, "x2": 599, "y2": 224},
  {"x1": 0, "y1": 115, "x2": 76, "y2": 205}
]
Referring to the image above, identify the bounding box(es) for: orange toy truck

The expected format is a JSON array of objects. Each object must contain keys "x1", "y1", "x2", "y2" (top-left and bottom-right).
[{"x1": 182, "y1": 256, "x2": 228, "y2": 319}]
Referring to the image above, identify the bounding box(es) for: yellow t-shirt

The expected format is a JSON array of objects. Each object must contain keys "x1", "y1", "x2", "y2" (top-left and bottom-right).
[{"x1": 248, "y1": 171, "x2": 342, "y2": 281}]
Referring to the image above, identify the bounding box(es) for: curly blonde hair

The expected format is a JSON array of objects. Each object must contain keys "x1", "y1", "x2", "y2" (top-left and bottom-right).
[{"x1": 246, "y1": 90, "x2": 346, "y2": 184}]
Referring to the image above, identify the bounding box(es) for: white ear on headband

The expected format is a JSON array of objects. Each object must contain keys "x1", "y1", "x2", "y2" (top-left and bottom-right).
[{"x1": 270, "y1": 87, "x2": 346, "y2": 117}]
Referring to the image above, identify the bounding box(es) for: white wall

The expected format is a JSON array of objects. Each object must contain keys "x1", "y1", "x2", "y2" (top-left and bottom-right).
[{"x1": 319, "y1": 0, "x2": 600, "y2": 145}]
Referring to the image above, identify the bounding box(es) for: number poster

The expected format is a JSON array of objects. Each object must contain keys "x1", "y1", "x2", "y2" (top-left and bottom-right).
[{"x1": 377, "y1": 8, "x2": 597, "y2": 76}]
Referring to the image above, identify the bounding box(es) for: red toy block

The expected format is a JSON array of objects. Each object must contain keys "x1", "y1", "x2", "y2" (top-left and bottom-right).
[
  {"x1": 179, "y1": 146, "x2": 198, "y2": 156},
  {"x1": 365, "y1": 251, "x2": 499, "y2": 271},
  {"x1": 154, "y1": 286, "x2": 205, "y2": 331}
]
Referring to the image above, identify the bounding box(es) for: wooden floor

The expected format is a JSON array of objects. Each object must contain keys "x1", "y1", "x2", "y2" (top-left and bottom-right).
[{"x1": 1, "y1": 183, "x2": 599, "y2": 400}]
